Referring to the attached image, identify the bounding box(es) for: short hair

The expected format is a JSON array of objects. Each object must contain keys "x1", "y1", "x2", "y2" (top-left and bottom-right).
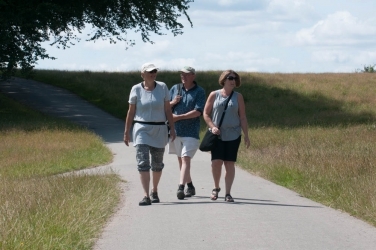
[{"x1": 218, "y1": 70, "x2": 241, "y2": 87}]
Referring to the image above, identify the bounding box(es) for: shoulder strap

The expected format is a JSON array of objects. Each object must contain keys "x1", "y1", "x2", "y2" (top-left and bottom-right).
[
  {"x1": 218, "y1": 91, "x2": 234, "y2": 128},
  {"x1": 171, "y1": 83, "x2": 183, "y2": 112}
]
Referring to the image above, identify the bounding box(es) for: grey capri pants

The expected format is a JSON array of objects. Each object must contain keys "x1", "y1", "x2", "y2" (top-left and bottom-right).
[{"x1": 135, "y1": 144, "x2": 165, "y2": 172}]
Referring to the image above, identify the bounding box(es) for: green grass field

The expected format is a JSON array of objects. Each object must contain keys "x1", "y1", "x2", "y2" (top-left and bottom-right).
[
  {"x1": 1, "y1": 69, "x2": 375, "y2": 249},
  {"x1": 32, "y1": 69, "x2": 376, "y2": 227},
  {"x1": 0, "y1": 93, "x2": 122, "y2": 249}
]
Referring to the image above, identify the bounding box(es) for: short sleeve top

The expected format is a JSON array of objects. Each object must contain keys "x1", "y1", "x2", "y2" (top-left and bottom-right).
[
  {"x1": 129, "y1": 81, "x2": 170, "y2": 148},
  {"x1": 169, "y1": 82, "x2": 206, "y2": 139}
]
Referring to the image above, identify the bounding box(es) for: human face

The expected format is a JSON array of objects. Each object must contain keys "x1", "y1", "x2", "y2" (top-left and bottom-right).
[
  {"x1": 180, "y1": 72, "x2": 195, "y2": 84},
  {"x1": 142, "y1": 69, "x2": 157, "y2": 81},
  {"x1": 224, "y1": 74, "x2": 237, "y2": 88}
]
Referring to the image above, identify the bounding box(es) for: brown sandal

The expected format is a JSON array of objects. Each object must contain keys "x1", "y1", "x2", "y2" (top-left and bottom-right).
[{"x1": 211, "y1": 188, "x2": 221, "y2": 200}]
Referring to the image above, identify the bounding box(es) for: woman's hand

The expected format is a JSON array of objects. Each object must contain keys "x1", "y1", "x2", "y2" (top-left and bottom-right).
[
  {"x1": 211, "y1": 126, "x2": 220, "y2": 135},
  {"x1": 244, "y1": 136, "x2": 250, "y2": 149},
  {"x1": 124, "y1": 132, "x2": 131, "y2": 146}
]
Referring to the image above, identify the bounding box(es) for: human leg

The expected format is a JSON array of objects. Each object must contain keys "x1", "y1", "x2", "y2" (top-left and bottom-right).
[
  {"x1": 176, "y1": 137, "x2": 198, "y2": 199},
  {"x1": 177, "y1": 156, "x2": 183, "y2": 170},
  {"x1": 221, "y1": 137, "x2": 240, "y2": 202},
  {"x1": 150, "y1": 171, "x2": 162, "y2": 203},
  {"x1": 224, "y1": 161, "x2": 235, "y2": 200},
  {"x1": 139, "y1": 171, "x2": 151, "y2": 198},
  {"x1": 180, "y1": 137, "x2": 198, "y2": 184},
  {"x1": 211, "y1": 159, "x2": 223, "y2": 200},
  {"x1": 152, "y1": 171, "x2": 162, "y2": 192},
  {"x1": 139, "y1": 169, "x2": 152, "y2": 205},
  {"x1": 181, "y1": 156, "x2": 197, "y2": 197},
  {"x1": 136, "y1": 144, "x2": 152, "y2": 205},
  {"x1": 180, "y1": 156, "x2": 191, "y2": 185},
  {"x1": 211, "y1": 160, "x2": 222, "y2": 188},
  {"x1": 150, "y1": 146, "x2": 165, "y2": 202}
]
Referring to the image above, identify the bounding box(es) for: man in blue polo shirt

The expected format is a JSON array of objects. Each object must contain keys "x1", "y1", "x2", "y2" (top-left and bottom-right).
[{"x1": 169, "y1": 66, "x2": 206, "y2": 200}]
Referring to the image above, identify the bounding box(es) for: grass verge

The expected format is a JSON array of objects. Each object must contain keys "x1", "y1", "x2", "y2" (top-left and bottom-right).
[{"x1": 0, "y1": 92, "x2": 122, "y2": 249}]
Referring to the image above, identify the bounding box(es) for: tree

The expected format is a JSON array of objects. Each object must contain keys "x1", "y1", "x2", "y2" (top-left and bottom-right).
[
  {"x1": 0, "y1": 0, "x2": 193, "y2": 79},
  {"x1": 356, "y1": 64, "x2": 376, "y2": 73}
]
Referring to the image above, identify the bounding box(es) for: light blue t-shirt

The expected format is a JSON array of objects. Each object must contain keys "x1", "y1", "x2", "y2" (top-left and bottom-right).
[
  {"x1": 211, "y1": 90, "x2": 241, "y2": 141},
  {"x1": 129, "y1": 81, "x2": 170, "y2": 148}
]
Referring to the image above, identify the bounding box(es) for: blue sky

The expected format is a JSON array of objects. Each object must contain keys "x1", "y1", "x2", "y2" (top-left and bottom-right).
[{"x1": 36, "y1": 0, "x2": 376, "y2": 73}]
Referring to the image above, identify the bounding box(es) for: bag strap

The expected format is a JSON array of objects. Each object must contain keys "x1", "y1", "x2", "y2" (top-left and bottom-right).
[
  {"x1": 171, "y1": 83, "x2": 183, "y2": 112},
  {"x1": 218, "y1": 90, "x2": 234, "y2": 129}
]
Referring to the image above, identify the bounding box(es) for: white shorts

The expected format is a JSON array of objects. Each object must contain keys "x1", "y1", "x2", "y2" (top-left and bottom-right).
[{"x1": 168, "y1": 136, "x2": 200, "y2": 158}]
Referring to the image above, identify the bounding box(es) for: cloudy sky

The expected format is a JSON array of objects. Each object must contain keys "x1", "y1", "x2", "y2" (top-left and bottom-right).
[{"x1": 36, "y1": 0, "x2": 376, "y2": 73}]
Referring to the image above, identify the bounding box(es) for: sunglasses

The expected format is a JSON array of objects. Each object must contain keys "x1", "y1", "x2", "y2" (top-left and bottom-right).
[
  {"x1": 226, "y1": 76, "x2": 237, "y2": 80},
  {"x1": 148, "y1": 69, "x2": 158, "y2": 73}
]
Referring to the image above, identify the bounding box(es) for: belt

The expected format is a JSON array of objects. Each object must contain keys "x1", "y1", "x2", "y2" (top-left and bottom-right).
[{"x1": 133, "y1": 120, "x2": 166, "y2": 125}]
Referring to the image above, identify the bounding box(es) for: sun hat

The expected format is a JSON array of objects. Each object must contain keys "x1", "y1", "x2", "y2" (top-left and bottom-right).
[
  {"x1": 141, "y1": 63, "x2": 158, "y2": 73},
  {"x1": 179, "y1": 66, "x2": 195, "y2": 74}
]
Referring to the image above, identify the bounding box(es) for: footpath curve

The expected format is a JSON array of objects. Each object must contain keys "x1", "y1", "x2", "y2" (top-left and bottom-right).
[{"x1": 2, "y1": 77, "x2": 376, "y2": 250}]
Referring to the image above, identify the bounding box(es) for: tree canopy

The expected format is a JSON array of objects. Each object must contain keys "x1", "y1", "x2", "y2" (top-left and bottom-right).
[{"x1": 0, "y1": 0, "x2": 193, "y2": 79}]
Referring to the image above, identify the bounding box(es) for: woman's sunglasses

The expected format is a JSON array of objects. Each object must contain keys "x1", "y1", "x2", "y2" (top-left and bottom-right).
[
  {"x1": 226, "y1": 76, "x2": 237, "y2": 80},
  {"x1": 148, "y1": 69, "x2": 158, "y2": 73}
]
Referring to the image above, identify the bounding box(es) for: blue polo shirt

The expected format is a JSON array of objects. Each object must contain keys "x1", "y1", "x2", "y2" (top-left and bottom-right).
[{"x1": 169, "y1": 81, "x2": 206, "y2": 139}]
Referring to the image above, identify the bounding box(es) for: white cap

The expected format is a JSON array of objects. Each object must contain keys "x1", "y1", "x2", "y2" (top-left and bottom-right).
[{"x1": 141, "y1": 63, "x2": 158, "y2": 73}]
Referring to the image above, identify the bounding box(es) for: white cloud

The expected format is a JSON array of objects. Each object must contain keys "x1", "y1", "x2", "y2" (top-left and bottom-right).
[
  {"x1": 140, "y1": 40, "x2": 172, "y2": 56},
  {"x1": 295, "y1": 11, "x2": 376, "y2": 46},
  {"x1": 311, "y1": 50, "x2": 351, "y2": 63},
  {"x1": 193, "y1": 0, "x2": 269, "y2": 11},
  {"x1": 35, "y1": 1, "x2": 376, "y2": 73},
  {"x1": 267, "y1": 0, "x2": 316, "y2": 21},
  {"x1": 189, "y1": 10, "x2": 255, "y2": 27}
]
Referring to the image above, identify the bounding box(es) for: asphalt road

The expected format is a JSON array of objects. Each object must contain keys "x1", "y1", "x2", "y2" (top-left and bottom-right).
[{"x1": 2, "y1": 77, "x2": 376, "y2": 250}]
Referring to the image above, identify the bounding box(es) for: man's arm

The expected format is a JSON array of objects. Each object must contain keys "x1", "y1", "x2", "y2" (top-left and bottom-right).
[{"x1": 173, "y1": 109, "x2": 201, "y2": 122}]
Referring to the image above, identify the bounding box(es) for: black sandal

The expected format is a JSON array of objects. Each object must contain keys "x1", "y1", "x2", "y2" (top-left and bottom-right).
[
  {"x1": 211, "y1": 188, "x2": 221, "y2": 200},
  {"x1": 225, "y1": 194, "x2": 234, "y2": 202}
]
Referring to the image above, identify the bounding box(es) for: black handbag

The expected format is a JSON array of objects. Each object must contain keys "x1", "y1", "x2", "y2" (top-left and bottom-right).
[
  {"x1": 199, "y1": 129, "x2": 218, "y2": 152},
  {"x1": 199, "y1": 91, "x2": 234, "y2": 152}
]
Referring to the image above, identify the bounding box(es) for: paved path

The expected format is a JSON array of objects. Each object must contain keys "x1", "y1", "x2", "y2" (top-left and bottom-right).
[{"x1": 2, "y1": 77, "x2": 376, "y2": 250}]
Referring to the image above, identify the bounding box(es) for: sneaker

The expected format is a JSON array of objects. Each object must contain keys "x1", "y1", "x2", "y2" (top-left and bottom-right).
[
  {"x1": 177, "y1": 186, "x2": 185, "y2": 200},
  {"x1": 139, "y1": 196, "x2": 152, "y2": 206},
  {"x1": 150, "y1": 192, "x2": 160, "y2": 203},
  {"x1": 185, "y1": 186, "x2": 196, "y2": 197}
]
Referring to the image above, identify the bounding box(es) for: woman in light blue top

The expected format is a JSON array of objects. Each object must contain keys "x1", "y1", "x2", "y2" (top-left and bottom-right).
[
  {"x1": 203, "y1": 69, "x2": 250, "y2": 202},
  {"x1": 124, "y1": 63, "x2": 176, "y2": 206}
]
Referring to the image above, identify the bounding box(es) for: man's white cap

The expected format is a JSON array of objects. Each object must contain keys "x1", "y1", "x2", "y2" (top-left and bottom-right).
[{"x1": 141, "y1": 63, "x2": 158, "y2": 73}]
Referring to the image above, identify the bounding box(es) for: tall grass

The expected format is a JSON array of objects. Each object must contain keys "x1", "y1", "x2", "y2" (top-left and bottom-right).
[
  {"x1": 1, "y1": 174, "x2": 121, "y2": 249},
  {"x1": 0, "y1": 93, "x2": 121, "y2": 249},
  {"x1": 31, "y1": 69, "x2": 376, "y2": 226}
]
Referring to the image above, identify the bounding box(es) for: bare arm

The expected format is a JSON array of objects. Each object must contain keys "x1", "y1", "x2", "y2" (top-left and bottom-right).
[
  {"x1": 203, "y1": 91, "x2": 221, "y2": 135},
  {"x1": 237, "y1": 93, "x2": 250, "y2": 148},
  {"x1": 124, "y1": 104, "x2": 136, "y2": 146},
  {"x1": 173, "y1": 109, "x2": 201, "y2": 122},
  {"x1": 165, "y1": 100, "x2": 176, "y2": 141}
]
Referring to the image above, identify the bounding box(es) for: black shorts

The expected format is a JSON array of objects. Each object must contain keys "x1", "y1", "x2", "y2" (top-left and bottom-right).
[{"x1": 211, "y1": 136, "x2": 241, "y2": 162}]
